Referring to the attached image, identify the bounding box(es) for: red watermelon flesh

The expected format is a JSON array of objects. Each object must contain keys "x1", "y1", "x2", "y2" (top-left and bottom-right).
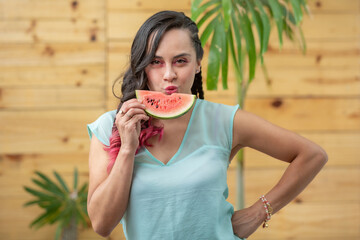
[{"x1": 135, "y1": 90, "x2": 196, "y2": 119}]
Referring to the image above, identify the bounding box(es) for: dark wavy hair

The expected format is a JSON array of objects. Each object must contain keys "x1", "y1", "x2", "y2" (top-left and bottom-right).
[{"x1": 105, "y1": 11, "x2": 204, "y2": 173}]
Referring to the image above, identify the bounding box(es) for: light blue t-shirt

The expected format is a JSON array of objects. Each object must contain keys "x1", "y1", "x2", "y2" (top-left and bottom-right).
[{"x1": 87, "y1": 99, "x2": 243, "y2": 240}]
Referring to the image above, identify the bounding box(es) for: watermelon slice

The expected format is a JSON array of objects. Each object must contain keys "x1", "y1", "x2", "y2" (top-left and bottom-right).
[{"x1": 135, "y1": 90, "x2": 196, "y2": 119}]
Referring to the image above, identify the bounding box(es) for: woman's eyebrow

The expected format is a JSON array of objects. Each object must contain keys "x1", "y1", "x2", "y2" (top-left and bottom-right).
[
  {"x1": 174, "y1": 53, "x2": 191, "y2": 58},
  {"x1": 154, "y1": 53, "x2": 192, "y2": 59}
]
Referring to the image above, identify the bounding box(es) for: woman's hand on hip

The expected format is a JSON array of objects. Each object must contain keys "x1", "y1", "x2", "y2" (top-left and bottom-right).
[
  {"x1": 115, "y1": 98, "x2": 149, "y2": 152},
  {"x1": 231, "y1": 201, "x2": 265, "y2": 239}
]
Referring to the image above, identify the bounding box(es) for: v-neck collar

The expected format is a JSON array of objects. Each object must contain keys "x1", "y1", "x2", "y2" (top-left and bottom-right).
[{"x1": 144, "y1": 99, "x2": 199, "y2": 166}]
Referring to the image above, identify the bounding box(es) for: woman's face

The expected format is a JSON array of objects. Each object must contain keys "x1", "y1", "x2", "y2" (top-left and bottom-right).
[{"x1": 145, "y1": 28, "x2": 201, "y2": 95}]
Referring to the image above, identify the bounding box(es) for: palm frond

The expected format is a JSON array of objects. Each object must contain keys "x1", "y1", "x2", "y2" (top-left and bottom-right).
[
  {"x1": 34, "y1": 171, "x2": 64, "y2": 195},
  {"x1": 24, "y1": 169, "x2": 90, "y2": 237},
  {"x1": 192, "y1": 0, "x2": 308, "y2": 91},
  {"x1": 53, "y1": 171, "x2": 69, "y2": 193},
  {"x1": 73, "y1": 168, "x2": 78, "y2": 191},
  {"x1": 24, "y1": 186, "x2": 59, "y2": 201}
]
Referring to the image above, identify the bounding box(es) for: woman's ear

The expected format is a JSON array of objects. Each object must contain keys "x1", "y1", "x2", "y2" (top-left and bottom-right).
[{"x1": 196, "y1": 59, "x2": 201, "y2": 73}]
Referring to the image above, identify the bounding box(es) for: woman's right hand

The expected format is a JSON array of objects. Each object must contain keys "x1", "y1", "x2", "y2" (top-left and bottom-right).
[{"x1": 115, "y1": 98, "x2": 149, "y2": 152}]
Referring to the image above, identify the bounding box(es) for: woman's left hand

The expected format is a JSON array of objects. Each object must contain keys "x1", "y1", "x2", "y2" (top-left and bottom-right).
[{"x1": 231, "y1": 201, "x2": 265, "y2": 239}]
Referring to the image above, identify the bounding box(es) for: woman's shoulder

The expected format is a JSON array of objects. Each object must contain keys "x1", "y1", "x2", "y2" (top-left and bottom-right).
[
  {"x1": 196, "y1": 99, "x2": 240, "y2": 113},
  {"x1": 87, "y1": 110, "x2": 117, "y2": 146},
  {"x1": 95, "y1": 110, "x2": 117, "y2": 123}
]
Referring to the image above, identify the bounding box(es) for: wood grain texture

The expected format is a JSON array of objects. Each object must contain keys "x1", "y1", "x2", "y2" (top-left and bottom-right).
[
  {"x1": 200, "y1": 97, "x2": 360, "y2": 131},
  {"x1": 246, "y1": 97, "x2": 360, "y2": 131},
  {"x1": 0, "y1": 19, "x2": 105, "y2": 43},
  {"x1": 0, "y1": 109, "x2": 104, "y2": 154},
  {"x1": 227, "y1": 165, "x2": 360, "y2": 203},
  {"x1": 107, "y1": 41, "x2": 132, "y2": 110},
  {"x1": 0, "y1": 0, "x2": 104, "y2": 20},
  {"x1": 244, "y1": 132, "x2": 360, "y2": 168},
  {"x1": 109, "y1": 0, "x2": 191, "y2": 10},
  {"x1": 0, "y1": 43, "x2": 105, "y2": 67},
  {"x1": 0, "y1": 87, "x2": 104, "y2": 109},
  {"x1": 205, "y1": 67, "x2": 360, "y2": 97},
  {"x1": 297, "y1": 13, "x2": 359, "y2": 40},
  {"x1": 0, "y1": 65, "x2": 105, "y2": 87},
  {"x1": 250, "y1": 202, "x2": 360, "y2": 239},
  {"x1": 0, "y1": 0, "x2": 359, "y2": 239},
  {"x1": 227, "y1": 166, "x2": 360, "y2": 239},
  {"x1": 108, "y1": 10, "x2": 191, "y2": 40},
  {"x1": 307, "y1": 0, "x2": 360, "y2": 13}
]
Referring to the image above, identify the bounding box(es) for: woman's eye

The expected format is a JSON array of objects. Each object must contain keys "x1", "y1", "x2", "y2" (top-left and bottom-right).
[
  {"x1": 150, "y1": 60, "x2": 161, "y2": 65},
  {"x1": 175, "y1": 59, "x2": 187, "y2": 64}
]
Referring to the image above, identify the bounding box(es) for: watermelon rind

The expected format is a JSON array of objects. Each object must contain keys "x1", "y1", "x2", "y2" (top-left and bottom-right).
[{"x1": 135, "y1": 90, "x2": 196, "y2": 119}]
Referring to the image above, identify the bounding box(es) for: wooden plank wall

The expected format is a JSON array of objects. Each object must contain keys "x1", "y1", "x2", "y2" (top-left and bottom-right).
[{"x1": 0, "y1": 0, "x2": 359, "y2": 239}]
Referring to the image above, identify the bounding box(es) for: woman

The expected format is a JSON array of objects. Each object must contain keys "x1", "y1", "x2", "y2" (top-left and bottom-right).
[{"x1": 87, "y1": 11, "x2": 327, "y2": 239}]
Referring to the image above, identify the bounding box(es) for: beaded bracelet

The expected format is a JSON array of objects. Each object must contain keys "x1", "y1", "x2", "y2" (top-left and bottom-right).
[{"x1": 260, "y1": 195, "x2": 273, "y2": 228}]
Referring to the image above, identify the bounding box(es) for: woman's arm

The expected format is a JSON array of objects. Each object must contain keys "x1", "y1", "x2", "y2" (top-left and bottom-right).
[
  {"x1": 87, "y1": 99, "x2": 149, "y2": 237},
  {"x1": 87, "y1": 136, "x2": 135, "y2": 237},
  {"x1": 230, "y1": 109, "x2": 328, "y2": 238}
]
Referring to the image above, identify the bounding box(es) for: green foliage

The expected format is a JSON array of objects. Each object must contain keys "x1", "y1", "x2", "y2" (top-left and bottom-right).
[
  {"x1": 23, "y1": 168, "x2": 89, "y2": 240},
  {"x1": 191, "y1": 0, "x2": 309, "y2": 93},
  {"x1": 191, "y1": 0, "x2": 309, "y2": 209}
]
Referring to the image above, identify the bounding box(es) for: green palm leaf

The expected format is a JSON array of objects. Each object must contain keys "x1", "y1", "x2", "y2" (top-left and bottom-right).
[
  {"x1": 254, "y1": 0, "x2": 271, "y2": 55},
  {"x1": 24, "y1": 199, "x2": 49, "y2": 207},
  {"x1": 207, "y1": 16, "x2": 222, "y2": 90},
  {"x1": 221, "y1": 37, "x2": 229, "y2": 89},
  {"x1": 227, "y1": 27, "x2": 238, "y2": 69},
  {"x1": 34, "y1": 171, "x2": 65, "y2": 195},
  {"x1": 78, "y1": 182, "x2": 88, "y2": 194},
  {"x1": 53, "y1": 171, "x2": 69, "y2": 193},
  {"x1": 75, "y1": 201, "x2": 89, "y2": 227},
  {"x1": 268, "y1": 0, "x2": 284, "y2": 48},
  {"x1": 245, "y1": 0, "x2": 264, "y2": 63},
  {"x1": 24, "y1": 169, "x2": 90, "y2": 238},
  {"x1": 200, "y1": 16, "x2": 217, "y2": 47},
  {"x1": 238, "y1": 10, "x2": 256, "y2": 82},
  {"x1": 24, "y1": 186, "x2": 58, "y2": 201},
  {"x1": 191, "y1": 0, "x2": 204, "y2": 20},
  {"x1": 73, "y1": 168, "x2": 78, "y2": 191},
  {"x1": 230, "y1": 13, "x2": 243, "y2": 80},
  {"x1": 221, "y1": 0, "x2": 232, "y2": 30},
  {"x1": 31, "y1": 179, "x2": 64, "y2": 198},
  {"x1": 197, "y1": 4, "x2": 221, "y2": 29},
  {"x1": 298, "y1": 27, "x2": 307, "y2": 54},
  {"x1": 300, "y1": 0, "x2": 310, "y2": 14},
  {"x1": 290, "y1": 0, "x2": 303, "y2": 25},
  {"x1": 218, "y1": 16, "x2": 229, "y2": 89},
  {"x1": 30, "y1": 205, "x2": 62, "y2": 229},
  {"x1": 191, "y1": 0, "x2": 219, "y2": 22}
]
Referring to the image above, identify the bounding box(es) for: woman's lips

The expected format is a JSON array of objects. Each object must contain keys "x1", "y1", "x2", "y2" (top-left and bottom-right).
[{"x1": 165, "y1": 86, "x2": 178, "y2": 95}]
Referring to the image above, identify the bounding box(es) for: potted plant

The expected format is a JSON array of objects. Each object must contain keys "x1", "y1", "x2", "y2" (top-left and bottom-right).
[
  {"x1": 191, "y1": 0, "x2": 309, "y2": 208},
  {"x1": 23, "y1": 168, "x2": 89, "y2": 240}
]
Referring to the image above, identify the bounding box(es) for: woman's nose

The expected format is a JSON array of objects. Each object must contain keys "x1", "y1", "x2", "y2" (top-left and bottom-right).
[{"x1": 163, "y1": 65, "x2": 177, "y2": 82}]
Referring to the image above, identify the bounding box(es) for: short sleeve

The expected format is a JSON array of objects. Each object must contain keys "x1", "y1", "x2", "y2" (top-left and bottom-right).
[
  {"x1": 87, "y1": 110, "x2": 116, "y2": 146},
  {"x1": 213, "y1": 102, "x2": 239, "y2": 151},
  {"x1": 189, "y1": 100, "x2": 240, "y2": 152}
]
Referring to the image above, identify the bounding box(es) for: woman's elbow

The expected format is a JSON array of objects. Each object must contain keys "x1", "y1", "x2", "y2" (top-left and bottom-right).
[
  {"x1": 90, "y1": 219, "x2": 113, "y2": 238},
  {"x1": 88, "y1": 207, "x2": 115, "y2": 237},
  {"x1": 312, "y1": 145, "x2": 328, "y2": 168}
]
